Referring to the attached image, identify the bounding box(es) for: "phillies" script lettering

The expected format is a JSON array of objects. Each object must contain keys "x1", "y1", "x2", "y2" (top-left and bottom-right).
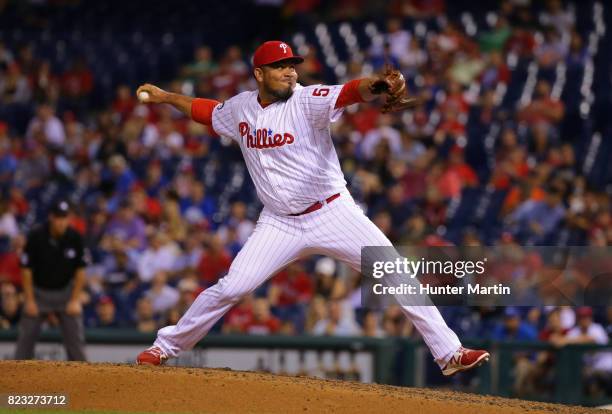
[{"x1": 239, "y1": 122, "x2": 295, "y2": 149}]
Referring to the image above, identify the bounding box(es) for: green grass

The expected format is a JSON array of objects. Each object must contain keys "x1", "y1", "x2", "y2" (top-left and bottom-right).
[
  {"x1": 0, "y1": 410, "x2": 119, "y2": 414},
  {"x1": 0, "y1": 410, "x2": 187, "y2": 414}
]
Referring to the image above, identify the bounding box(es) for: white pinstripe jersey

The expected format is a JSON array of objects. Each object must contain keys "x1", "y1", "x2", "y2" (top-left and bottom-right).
[{"x1": 211, "y1": 83, "x2": 347, "y2": 215}]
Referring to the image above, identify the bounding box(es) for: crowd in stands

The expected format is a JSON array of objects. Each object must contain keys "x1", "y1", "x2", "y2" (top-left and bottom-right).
[{"x1": 0, "y1": 0, "x2": 610, "y2": 390}]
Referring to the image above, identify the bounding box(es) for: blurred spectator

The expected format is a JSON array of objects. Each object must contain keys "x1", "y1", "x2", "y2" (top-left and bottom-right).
[
  {"x1": 0, "y1": 282, "x2": 20, "y2": 329},
  {"x1": 102, "y1": 249, "x2": 138, "y2": 291},
  {"x1": 362, "y1": 310, "x2": 385, "y2": 338},
  {"x1": 564, "y1": 306, "x2": 611, "y2": 350},
  {"x1": 0, "y1": 236, "x2": 21, "y2": 287},
  {"x1": 314, "y1": 257, "x2": 336, "y2": 299},
  {"x1": 492, "y1": 307, "x2": 537, "y2": 340},
  {"x1": 176, "y1": 275, "x2": 201, "y2": 315},
  {"x1": 197, "y1": 235, "x2": 231, "y2": 285},
  {"x1": 479, "y1": 51, "x2": 511, "y2": 89},
  {"x1": 0, "y1": 63, "x2": 31, "y2": 104},
  {"x1": 223, "y1": 294, "x2": 254, "y2": 334},
  {"x1": 535, "y1": 27, "x2": 569, "y2": 70},
  {"x1": 138, "y1": 231, "x2": 180, "y2": 282},
  {"x1": 540, "y1": 307, "x2": 569, "y2": 345},
  {"x1": 0, "y1": 199, "x2": 18, "y2": 240},
  {"x1": 540, "y1": 0, "x2": 574, "y2": 36},
  {"x1": 383, "y1": 305, "x2": 414, "y2": 337},
  {"x1": 88, "y1": 296, "x2": 120, "y2": 329},
  {"x1": 25, "y1": 103, "x2": 66, "y2": 148},
  {"x1": 563, "y1": 307, "x2": 612, "y2": 395},
  {"x1": 518, "y1": 80, "x2": 564, "y2": 130},
  {"x1": 312, "y1": 299, "x2": 361, "y2": 336},
  {"x1": 401, "y1": 37, "x2": 428, "y2": 76},
  {"x1": 103, "y1": 200, "x2": 147, "y2": 251},
  {"x1": 295, "y1": 44, "x2": 323, "y2": 85},
  {"x1": 241, "y1": 297, "x2": 281, "y2": 335},
  {"x1": 566, "y1": 30, "x2": 587, "y2": 68},
  {"x1": 106, "y1": 154, "x2": 136, "y2": 196},
  {"x1": 135, "y1": 296, "x2": 157, "y2": 333},
  {"x1": 394, "y1": 0, "x2": 445, "y2": 18},
  {"x1": 60, "y1": 57, "x2": 93, "y2": 105},
  {"x1": 31, "y1": 61, "x2": 59, "y2": 104},
  {"x1": 479, "y1": 17, "x2": 512, "y2": 53},
  {"x1": 607, "y1": 307, "x2": 612, "y2": 339},
  {"x1": 385, "y1": 18, "x2": 412, "y2": 65},
  {"x1": 443, "y1": 146, "x2": 479, "y2": 191},
  {"x1": 182, "y1": 46, "x2": 218, "y2": 82},
  {"x1": 448, "y1": 47, "x2": 485, "y2": 86},
  {"x1": 144, "y1": 271, "x2": 180, "y2": 314},
  {"x1": 515, "y1": 308, "x2": 568, "y2": 396},
  {"x1": 219, "y1": 201, "x2": 254, "y2": 246},
  {"x1": 268, "y1": 262, "x2": 313, "y2": 308},
  {"x1": 506, "y1": 186, "x2": 565, "y2": 245},
  {"x1": 112, "y1": 85, "x2": 137, "y2": 121},
  {"x1": 0, "y1": 40, "x2": 14, "y2": 70},
  {"x1": 505, "y1": 25, "x2": 536, "y2": 59},
  {"x1": 180, "y1": 182, "x2": 216, "y2": 226},
  {"x1": 359, "y1": 114, "x2": 402, "y2": 160}
]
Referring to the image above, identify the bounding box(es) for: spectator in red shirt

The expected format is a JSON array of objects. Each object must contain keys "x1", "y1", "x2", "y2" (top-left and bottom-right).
[
  {"x1": 434, "y1": 107, "x2": 466, "y2": 146},
  {"x1": 60, "y1": 57, "x2": 93, "y2": 116},
  {"x1": 112, "y1": 85, "x2": 137, "y2": 122},
  {"x1": 540, "y1": 308, "x2": 569, "y2": 343},
  {"x1": 61, "y1": 57, "x2": 93, "y2": 98},
  {"x1": 428, "y1": 160, "x2": 463, "y2": 199},
  {"x1": 440, "y1": 80, "x2": 469, "y2": 115},
  {"x1": 518, "y1": 80, "x2": 564, "y2": 129},
  {"x1": 0, "y1": 236, "x2": 20, "y2": 287},
  {"x1": 268, "y1": 262, "x2": 313, "y2": 308},
  {"x1": 446, "y1": 146, "x2": 479, "y2": 186},
  {"x1": 241, "y1": 297, "x2": 281, "y2": 335},
  {"x1": 346, "y1": 103, "x2": 381, "y2": 135},
  {"x1": 268, "y1": 262, "x2": 313, "y2": 332},
  {"x1": 395, "y1": 0, "x2": 445, "y2": 18},
  {"x1": 491, "y1": 129, "x2": 530, "y2": 190},
  {"x1": 197, "y1": 234, "x2": 231, "y2": 285},
  {"x1": 223, "y1": 294, "x2": 254, "y2": 334},
  {"x1": 505, "y1": 26, "x2": 536, "y2": 59}
]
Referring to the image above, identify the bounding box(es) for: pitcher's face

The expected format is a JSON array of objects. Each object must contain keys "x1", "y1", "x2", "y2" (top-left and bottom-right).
[{"x1": 255, "y1": 61, "x2": 298, "y2": 101}]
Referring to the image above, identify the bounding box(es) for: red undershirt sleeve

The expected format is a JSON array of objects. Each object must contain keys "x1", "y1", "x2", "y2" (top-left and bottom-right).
[
  {"x1": 334, "y1": 79, "x2": 366, "y2": 109},
  {"x1": 191, "y1": 98, "x2": 221, "y2": 137}
]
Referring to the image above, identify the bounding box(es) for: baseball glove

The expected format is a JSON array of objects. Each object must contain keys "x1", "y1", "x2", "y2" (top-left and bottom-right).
[{"x1": 368, "y1": 66, "x2": 420, "y2": 113}]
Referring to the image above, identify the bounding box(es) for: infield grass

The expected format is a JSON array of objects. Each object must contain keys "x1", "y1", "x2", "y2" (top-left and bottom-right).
[{"x1": 0, "y1": 410, "x2": 189, "y2": 414}]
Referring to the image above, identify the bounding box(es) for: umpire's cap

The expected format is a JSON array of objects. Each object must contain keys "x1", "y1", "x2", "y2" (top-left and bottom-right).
[{"x1": 253, "y1": 41, "x2": 304, "y2": 67}]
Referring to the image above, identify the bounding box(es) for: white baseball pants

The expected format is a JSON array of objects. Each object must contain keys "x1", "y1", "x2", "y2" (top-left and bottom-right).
[{"x1": 154, "y1": 190, "x2": 461, "y2": 367}]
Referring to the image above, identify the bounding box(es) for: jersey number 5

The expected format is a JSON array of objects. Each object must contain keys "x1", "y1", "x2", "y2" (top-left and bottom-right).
[{"x1": 312, "y1": 88, "x2": 330, "y2": 97}]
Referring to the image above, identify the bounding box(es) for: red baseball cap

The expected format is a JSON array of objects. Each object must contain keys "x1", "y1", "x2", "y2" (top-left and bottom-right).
[
  {"x1": 253, "y1": 41, "x2": 304, "y2": 67},
  {"x1": 576, "y1": 306, "x2": 593, "y2": 318}
]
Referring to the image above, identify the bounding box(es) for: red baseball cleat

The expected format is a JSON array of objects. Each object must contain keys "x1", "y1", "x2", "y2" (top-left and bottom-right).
[
  {"x1": 136, "y1": 346, "x2": 168, "y2": 366},
  {"x1": 442, "y1": 347, "x2": 490, "y2": 376}
]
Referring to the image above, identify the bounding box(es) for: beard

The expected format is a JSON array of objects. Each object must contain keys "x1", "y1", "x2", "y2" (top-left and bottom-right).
[{"x1": 266, "y1": 83, "x2": 294, "y2": 101}]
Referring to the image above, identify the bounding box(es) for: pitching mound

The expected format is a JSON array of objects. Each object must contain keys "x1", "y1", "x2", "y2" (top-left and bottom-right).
[{"x1": 0, "y1": 361, "x2": 605, "y2": 413}]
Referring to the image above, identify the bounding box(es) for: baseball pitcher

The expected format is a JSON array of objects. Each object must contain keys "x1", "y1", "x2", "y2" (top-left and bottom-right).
[{"x1": 135, "y1": 41, "x2": 489, "y2": 376}]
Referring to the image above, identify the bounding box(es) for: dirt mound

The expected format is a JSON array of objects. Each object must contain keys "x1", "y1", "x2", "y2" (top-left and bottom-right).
[{"x1": 0, "y1": 361, "x2": 605, "y2": 413}]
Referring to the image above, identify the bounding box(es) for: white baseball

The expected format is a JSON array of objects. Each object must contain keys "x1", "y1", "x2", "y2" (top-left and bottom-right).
[{"x1": 138, "y1": 91, "x2": 150, "y2": 102}]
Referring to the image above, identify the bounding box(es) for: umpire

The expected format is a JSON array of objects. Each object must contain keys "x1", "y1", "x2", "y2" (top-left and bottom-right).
[{"x1": 15, "y1": 200, "x2": 88, "y2": 360}]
